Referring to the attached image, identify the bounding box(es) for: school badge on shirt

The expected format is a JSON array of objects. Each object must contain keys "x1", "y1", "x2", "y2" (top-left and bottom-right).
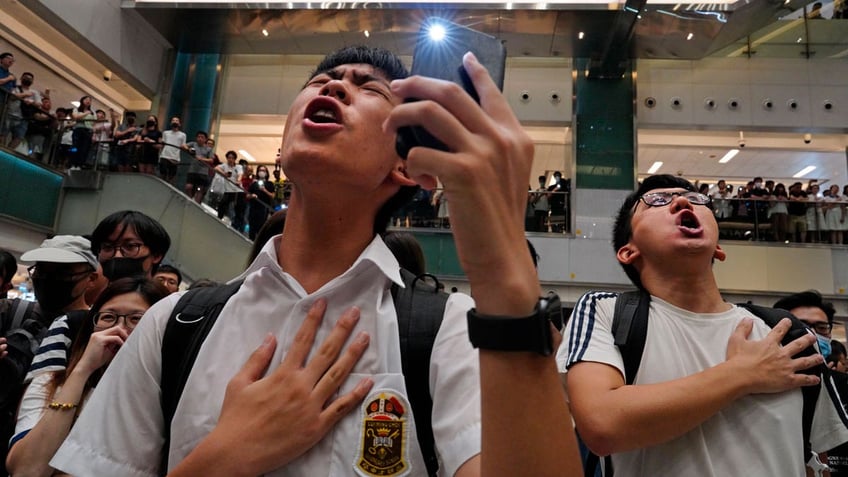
[{"x1": 356, "y1": 391, "x2": 410, "y2": 476}]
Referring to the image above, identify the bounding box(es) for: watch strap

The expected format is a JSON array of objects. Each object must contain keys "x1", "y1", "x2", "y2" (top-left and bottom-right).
[{"x1": 466, "y1": 292, "x2": 561, "y2": 356}]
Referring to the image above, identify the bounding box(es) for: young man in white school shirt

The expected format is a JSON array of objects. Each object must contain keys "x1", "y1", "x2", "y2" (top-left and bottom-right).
[{"x1": 52, "y1": 46, "x2": 580, "y2": 477}]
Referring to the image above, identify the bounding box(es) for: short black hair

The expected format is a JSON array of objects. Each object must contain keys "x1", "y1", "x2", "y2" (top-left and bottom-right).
[
  {"x1": 91, "y1": 210, "x2": 171, "y2": 259},
  {"x1": 527, "y1": 239, "x2": 539, "y2": 269},
  {"x1": 830, "y1": 340, "x2": 846, "y2": 362},
  {"x1": 383, "y1": 232, "x2": 426, "y2": 277},
  {"x1": 0, "y1": 53, "x2": 13, "y2": 60},
  {"x1": 125, "y1": 111, "x2": 137, "y2": 118},
  {"x1": 195, "y1": 131, "x2": 208, "y2": 139},
  {"x1": 773, "y1": 290, "x2": 836, "y2": 324},
  {"x1": 612, "y1": 174, "x2": 697, "y2": 290},
  {"x1": 309, "y1": 45, "x2": 409, "y2": 84},
  {"x1": 0, "y1": 249, "x2": 16, "y2": 284},
  {"x1": 21, "y1": 72, "x2": 33, "y2": 79},
  {"x1": 226, "y1": 150, "x2": 237, "y2": 159},
  {"x1": 155, "y1": 264, "x2": 182, "y2": 285}
]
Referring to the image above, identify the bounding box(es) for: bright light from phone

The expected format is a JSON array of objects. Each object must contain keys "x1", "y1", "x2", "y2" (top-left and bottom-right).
[{"x1": 428, "y1": 24, "x2": 447, "y2": 42}]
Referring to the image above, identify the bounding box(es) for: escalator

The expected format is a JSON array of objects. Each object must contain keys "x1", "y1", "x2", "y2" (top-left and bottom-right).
[{"x1": 1, "y1": 145, "x2": 252, "y2": 282}]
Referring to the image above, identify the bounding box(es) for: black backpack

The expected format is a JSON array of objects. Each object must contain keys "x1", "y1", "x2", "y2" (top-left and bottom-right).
[
  {"x1": 581, "y1": 290, "x2": 847, "y2": 477},
  {"x1": 159, "y1": 269, "x2": 449, "y2": 476}
]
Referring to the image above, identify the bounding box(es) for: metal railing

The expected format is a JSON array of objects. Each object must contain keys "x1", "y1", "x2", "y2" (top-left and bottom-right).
[
  {"x1": 389, "y1": 188, "x2": 572, "y2": 235},
  {"x1": 712, "y1": 196, "x2": 847, "y2": 244}
]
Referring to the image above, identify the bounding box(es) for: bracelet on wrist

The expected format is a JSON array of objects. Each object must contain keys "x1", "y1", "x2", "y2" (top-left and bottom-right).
[{"x1": 48, "y1": 401, "x2": 78, "y2": 411}]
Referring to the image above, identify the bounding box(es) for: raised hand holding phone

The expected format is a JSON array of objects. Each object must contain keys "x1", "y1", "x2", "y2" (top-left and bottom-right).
[{"x1": 395, "y1": 20, "x2": 506, "y2": 159}]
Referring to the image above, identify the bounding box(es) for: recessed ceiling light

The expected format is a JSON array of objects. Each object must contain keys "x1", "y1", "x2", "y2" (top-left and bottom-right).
[
  {"x1": 794, "y1": 166, "x2": 816, "y2": 178},
  {"x1": 647, "y1": 161, "x2": 663, "y2": 174},
  {"x1": 261, "y1": 29, "x2": 269, "y2": 37},
  {"x1": 718, "y1": 149, "x2": 739, "y2": 164}
]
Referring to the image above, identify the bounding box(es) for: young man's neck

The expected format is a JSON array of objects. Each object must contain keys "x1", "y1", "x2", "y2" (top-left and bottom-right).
[
  {"x1": 640, "y1": 264, "x2": 728, "y2": 314},
  {"x1": 277, "y1": 196, "x2": 383, "y2": 294}
]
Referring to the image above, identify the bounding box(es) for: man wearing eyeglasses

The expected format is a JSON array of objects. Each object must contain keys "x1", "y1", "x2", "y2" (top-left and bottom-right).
[
  {"x1": 89, "y1": 210, "x2": 171, "y2": 282},
  {"x1": 774, "y1": 291, "x2": 837, "y2": 369},
  {"x1": 24, "y1": 211, "x2": 170, "y2": 386},
  {"x1": 561, "y1": 174, "x2": 848, "y2": 477},
  {"x1": 0, "y1": 235, "x2": 99, "y2": 477}
]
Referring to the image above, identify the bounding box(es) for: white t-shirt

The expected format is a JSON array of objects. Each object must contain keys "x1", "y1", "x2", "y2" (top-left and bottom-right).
[
  {"x1": 159, "y1": 129, "x2": 186, "y2": 163},
  {"x1": 52, "y1": 235, "x2": 481, "y2": 477},
  {"x1": 559, "y1": 291, "x2": 848, "y2": 477}
]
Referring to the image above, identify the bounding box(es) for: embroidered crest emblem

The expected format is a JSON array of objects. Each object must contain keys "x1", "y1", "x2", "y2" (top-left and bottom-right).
[{"x1": 357, "y1": 392, "x2": 408, "y2": 476}]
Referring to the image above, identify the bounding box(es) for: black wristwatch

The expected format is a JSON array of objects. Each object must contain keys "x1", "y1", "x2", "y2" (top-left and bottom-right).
[{"x1": 467, "y1": 292, "x2": 563, "y2": 356}]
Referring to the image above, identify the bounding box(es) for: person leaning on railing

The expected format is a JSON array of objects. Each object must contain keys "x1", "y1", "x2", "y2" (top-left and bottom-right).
[{"x1": 69, "y1": 96, "x2": 96, "y2": 170}]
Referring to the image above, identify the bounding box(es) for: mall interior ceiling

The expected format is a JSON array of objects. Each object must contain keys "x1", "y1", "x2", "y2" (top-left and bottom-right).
[
  {"x1": 132, "y1": 1, "x2": 809, "y2": 64},
  {"x1": 8, "y1": 0, "x2": 848, "y2": 186}
]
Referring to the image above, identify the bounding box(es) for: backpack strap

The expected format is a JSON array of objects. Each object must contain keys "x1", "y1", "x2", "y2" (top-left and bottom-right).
[
  {"x1": 159, "y1": 280, "x2": 244, "y2": 475},
  {"x1": 9, "y1": 299, "x2": 35, "y2": 333},
  {"x1": 391, "y1": 269, "x2": 449, "y2": 477},
  {"x1": 611, "y1": 290, "x2": 651, "y2": 385},
  {"x1": 582, "y1": 290, "x2": 650, "y2": 477}
]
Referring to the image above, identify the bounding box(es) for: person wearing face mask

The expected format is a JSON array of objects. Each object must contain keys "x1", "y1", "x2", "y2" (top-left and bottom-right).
[
  {"x1": 246, "y1": 164, "x2": 276, "y2": 240},
  {"x1": 159, "y1": 116, "x2": 187, "y2": 184},
  {"x1": 90, "y1": 210, "x2": 171, "y2": 283},
  {"x1": 774, "y1": 290, "x2": 842, "y2": 475},
  {"x1": 7, "y1": 277, "x2": 168, "y2": 477},
  {"x1": 774, "y1": 290, "x2": 837, "y2": 367},
  {"x1": 134, "y1": 114, "x2": 162, "y2": 175},
  {"x1": 0, "y1": 236, "x2": 99, "y2": 477},
  {"x1": 25, "y1": 211, "x2": 170, "y2": 390}
]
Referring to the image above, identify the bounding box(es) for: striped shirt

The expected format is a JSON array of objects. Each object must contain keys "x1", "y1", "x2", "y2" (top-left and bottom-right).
[{"x1": 25, "y1": 315, "x2": 72, "y2": 383}]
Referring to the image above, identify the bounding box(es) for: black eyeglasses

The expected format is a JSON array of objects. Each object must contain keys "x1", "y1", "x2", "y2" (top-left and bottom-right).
[
  {"x1": 27, "y1": 265, "x2": 91, "y2": 282},
  {"x1": 639, "y1": 191, "x2": 711, "y2": 208},
  {"x1": 803, "y1": 321, "x2": 832, "y2": 335},
  {"x1": 93, "y1": 312, "x2": 144, "y2": 330},
  {"x1": 99, "y1": 242, "x2": 145, "y2": 258}
]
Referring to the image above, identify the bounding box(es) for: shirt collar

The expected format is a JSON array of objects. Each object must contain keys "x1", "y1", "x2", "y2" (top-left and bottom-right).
[{"x1": 238, "y1": 234, "x2": 404, "y2": 287}]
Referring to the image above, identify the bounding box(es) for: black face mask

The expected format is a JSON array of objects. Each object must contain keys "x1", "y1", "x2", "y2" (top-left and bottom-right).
[
  {"x1": 146, "y1": 120, "x2": 156, "y2": 128},
  {"x1": 21, "y1": 78, "x2": 32, "y2": 86},
  {"x1": 170, "y1": 122, "x2": 179, "y2": 129},
  {"x1": 32, "y1": 277, "x2": 84, "y2": 313},
  {"x1": 127, "y1": 117, "x2": 135, "y2": 125},
  {"x1": 101, "y1": 256, "x2": 148, "y2": 281}
]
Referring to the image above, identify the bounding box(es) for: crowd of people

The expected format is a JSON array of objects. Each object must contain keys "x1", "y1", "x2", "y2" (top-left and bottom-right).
[
  {"x1": 0, "y1": 50, "x2": 292, "y2": 240},
  {"x1": 1, "y1": 44, "x2": 848, "y2": 477},
  {"x1": 705, "y1": 177, "x2": 848, "y2": 244}
]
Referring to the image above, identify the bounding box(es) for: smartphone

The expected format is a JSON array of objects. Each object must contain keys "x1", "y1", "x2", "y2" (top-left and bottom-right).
[{"x1": 395, "y1": 20, "x2": 507, "y2": 159}]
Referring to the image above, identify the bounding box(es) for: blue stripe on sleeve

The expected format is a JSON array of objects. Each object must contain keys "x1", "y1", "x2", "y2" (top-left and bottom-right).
[{"x1": 567, "y1": 291, "x2": 617, "y2": 366}]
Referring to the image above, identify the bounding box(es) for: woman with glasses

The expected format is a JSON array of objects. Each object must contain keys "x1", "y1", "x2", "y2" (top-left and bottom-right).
[{"x1": 6, "y1": 277, "x2": 167, "y2": 477}]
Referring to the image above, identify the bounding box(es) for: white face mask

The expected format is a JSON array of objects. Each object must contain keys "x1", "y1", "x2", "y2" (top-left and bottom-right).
[{"x1": 258, "y1": 172, "x2": 267, "y2": 179}]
